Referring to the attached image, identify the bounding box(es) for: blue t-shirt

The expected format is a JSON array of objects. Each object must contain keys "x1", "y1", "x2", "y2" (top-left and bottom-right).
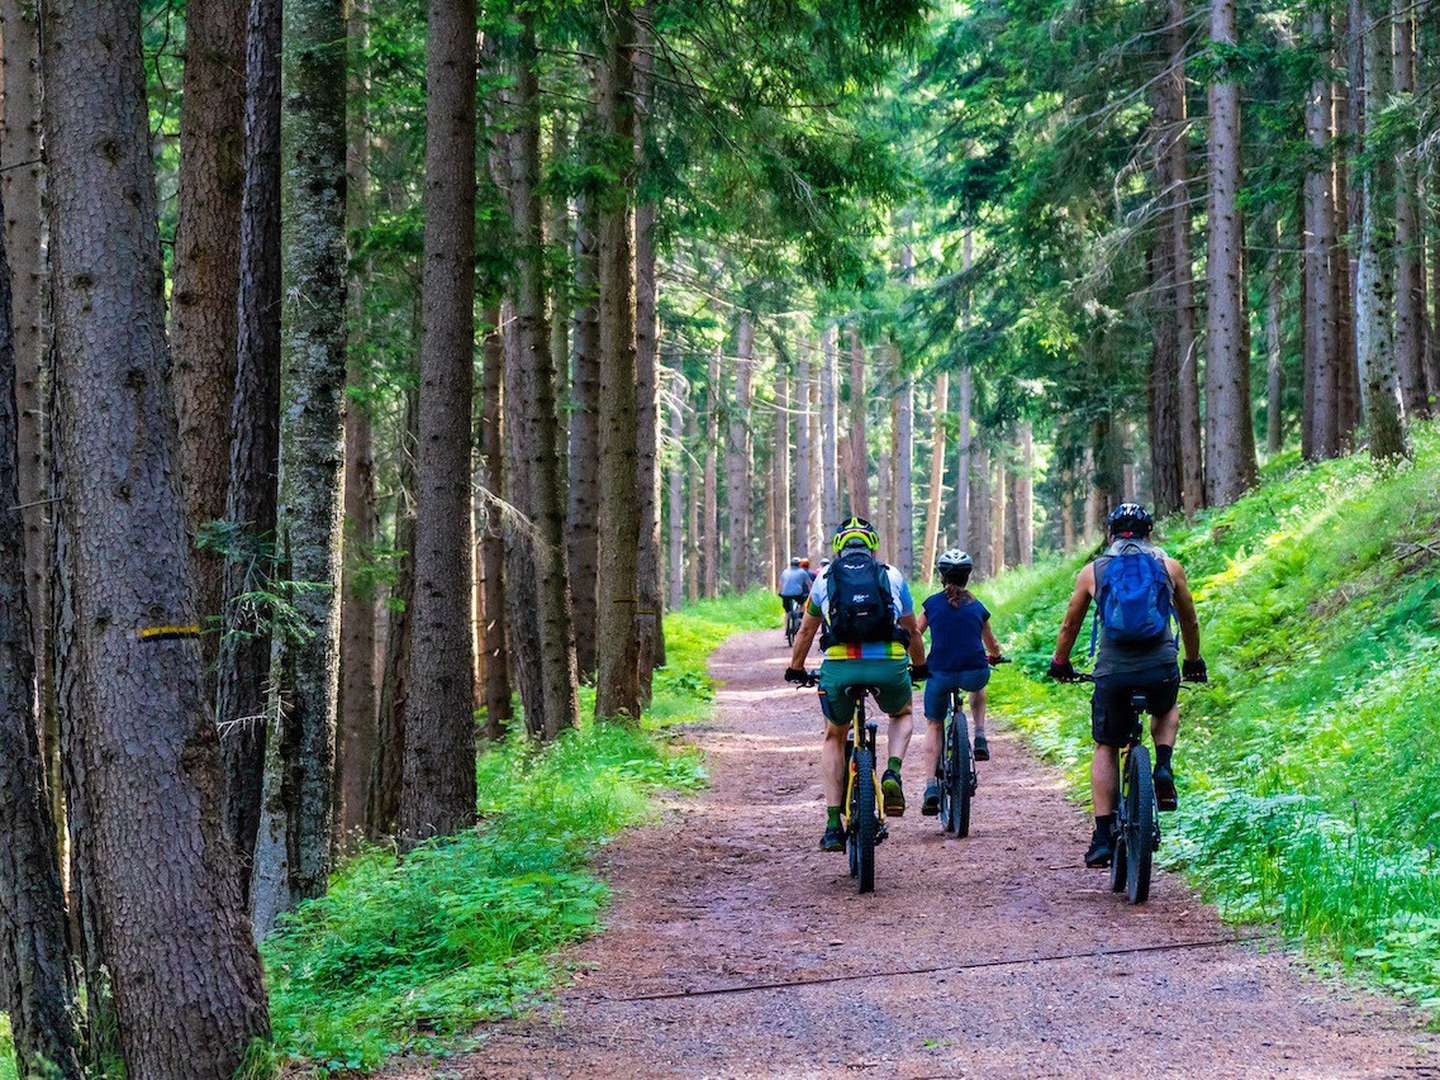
[{"x1": 922, "y1": 592, "x2": 990, "y2": 673}]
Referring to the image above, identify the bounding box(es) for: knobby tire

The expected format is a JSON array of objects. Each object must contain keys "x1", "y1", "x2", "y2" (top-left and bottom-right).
[{"x1": 1125, "y1": 744, "x2": 1155, "y2": 904}]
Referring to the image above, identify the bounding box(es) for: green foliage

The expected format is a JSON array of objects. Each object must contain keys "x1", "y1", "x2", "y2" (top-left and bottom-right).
[
  {"x1": 261, "y1": 590, "x2": 773, "y2": 1074},
  {"x1": 988, "y1": 423, "x2": 1440, "y2": 1009}
]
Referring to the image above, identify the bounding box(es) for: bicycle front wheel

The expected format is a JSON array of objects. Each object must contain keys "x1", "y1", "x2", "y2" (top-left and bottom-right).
[
  {"x1": 1125, "y1": 744, "x2": 1155, "y2": 904},
  {"x1": 851, "y1": 746, "x2": 878, "y2": 893}
]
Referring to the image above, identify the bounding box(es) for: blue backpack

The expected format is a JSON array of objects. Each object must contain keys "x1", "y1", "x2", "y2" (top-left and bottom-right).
[{"x1": 1090, "y1": 542, "x2": 1173, "y2": 654}]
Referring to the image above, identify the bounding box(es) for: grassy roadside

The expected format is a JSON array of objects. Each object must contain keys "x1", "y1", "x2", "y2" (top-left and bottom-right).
[
  {"x1": 260, "y1": 590, "x2": 777, "y2": 1073},
  {"x1": 983, "y1": 423, "x2": 1440, "y2": 1010}
]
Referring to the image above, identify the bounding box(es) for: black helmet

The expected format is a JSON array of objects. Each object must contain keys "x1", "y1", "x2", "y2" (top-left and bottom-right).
[
  {"x1": 935, "y1": 549, "x2": 974, "y2": 584},
  {"x1": 1108, "y1": 502, "x2": 1154, "y2": 538}
]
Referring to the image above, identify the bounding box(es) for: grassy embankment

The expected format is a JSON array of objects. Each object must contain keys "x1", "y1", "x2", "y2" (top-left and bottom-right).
[
  {"x1": 983, "y1": 423, "x2": 1440, "y2": 1009},
  {"x1": 260, "y1": 590, "x2": 775, "y2": 1072}
]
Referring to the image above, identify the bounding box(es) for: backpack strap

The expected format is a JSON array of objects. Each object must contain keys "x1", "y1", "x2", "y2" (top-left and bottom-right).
[{"x1": 1088, "y1": 557, "x2": 1105, "y2": 657}]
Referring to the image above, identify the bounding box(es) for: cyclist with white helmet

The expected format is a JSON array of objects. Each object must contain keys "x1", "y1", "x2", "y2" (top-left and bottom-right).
[
  {"x1": 785, "y1": 517, "x2": 928, "y2": 852},
  {"x1": 915, "y1": 550, "x2": 1004, "y2": 815}
]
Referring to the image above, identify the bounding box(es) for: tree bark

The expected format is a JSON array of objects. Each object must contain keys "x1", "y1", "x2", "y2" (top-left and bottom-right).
[
  {"x1": 969, "y1": 440, "x2": 990, "y2": 578},
  {"x1": 845, "y1": 324, "x2": 869, "y2": 517},
  {"x1": 685, "y1": 403, "x2": 700, "y2": 603},
  {"x1": 1204, "y1": 0, "x2": 1258, "y2": 506},
  {"x1": 773, "y1": 351, "x2": 791, "y2": 575},
  {"x1": 251, "y1": 0, "x2": 348, "y2": 935},
  {"x1": 479, "y1": 320, "x2": 512, "y2": 738},
  {"x1": 1391, "y1": 0, "x2": 1427, "y2": 417},
  {"x1": 367, "y1": 392, "x2": 416, "y2": 838},
  {"x1": 668, "y1": 397, "x2": 685, "y2": 609},
  {"x1": 1356, "y1": 0, "x2": 1407, "y2": 459},
  {"x1": 1332, "y1": 42, "x2": 1358, "y2": 447},
  {"x1": 1147, "y1": 41, "x2": 1182, "y2": 516},
  {"x1": 894, "y1": 362, "x2": 914, "y2": 577},
  {"x1": 548, "y1": 117, "x2": 571, "y2": 435},
  {"x1": 43, "y1": 0, "x2": 271, "y2": 1068},
  {"x1": 1303, "y1": 8, "x2": 1340, "y2": 460},
  {"x1": 172, "y1": 0, "x2": 248, "y2": 681},
  {"x1": 1339, "y1": 0, "x2": 1367, "y2": 439},
  {"x1": 794, "y1": 345, "x2": 815, "y2": 564},
  {"x1": 0, "y1": 181, "x2": 83, "y2": 1080},
  {"x1": 567, "y1": 190, "x2": 601, "y2": 677},
  {"x1": 920, "y1": 372, "x2": 949, "y2": 580},
  {"x1": 217, "y1": 0, "x2": 282, "y2": 869},
  {"x1": 1161, "y1": 0, "x2": 1204, "y2": 512},
  {"x1": 991, "y1": 451, "x2": 1007, "y2": 576},
  {"x1": 1267, "y1": 224, "x2": 1286, "y2": 454},
  {"x1": 820, "y1": 324, "x2": 839, "y2": 530},
  {"x1": 336, "y1": 0, "x2": 375, "y2": 850},
  {"x1": 1016, "y1": 421, "x2": 1034, "y2": 565},
  {"x1": 726, "y1": 315, "x2": 755, "y2": 588},
  {"x1": 702, "y1": 348, "x2": 720, "y2": 597},
  {"x1": 401, "y1": 0, "x2": 477, "y2": 846},
  {"x1": 595, "y1": 0, "x2": 642, "y2": 720},
  {"x1": 509, "y1": 18, "x2": 579, "y2": 737},
  {"x1": 634, "y1": 193, "x2": 663, "y2": 695},
  {"x1": 956, "y1": 367, "x2": 973, "y2": 552}
]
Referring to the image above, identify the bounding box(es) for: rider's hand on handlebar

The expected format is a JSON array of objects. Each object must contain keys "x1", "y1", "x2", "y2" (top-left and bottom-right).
[
  {"x1": 1182, "y1": 657, "x2": 1209, "y2": 684},
  {"x1": 1048, "y1": 658, "x2": 1079, "y2": 682},
  {"x1": 910, "y1": 663, "x2": 931, "y2": 684},
  {"x1": 987, "y1": 654, "x2": 1010, "y2": 666},
  {"x1": 784, "y1": 666, "x2": 816, "y2": 687}
]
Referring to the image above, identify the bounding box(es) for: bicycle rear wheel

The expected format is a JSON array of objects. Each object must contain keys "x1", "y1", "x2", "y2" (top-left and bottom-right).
[
  {"x1": 946, "y1": 710, "x2": 973, "y2": 838},
  {"x1": 1125, "y1": 744, "x2": 1154, "y2": 904},
  {"x1": 851, "y1": 746, "x2": 878, "y2": 893}
]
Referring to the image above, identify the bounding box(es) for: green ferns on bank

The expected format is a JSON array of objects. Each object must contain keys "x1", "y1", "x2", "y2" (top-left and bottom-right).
[
  {"x1": 986, "y1": 422, "x2": 1440, "y2": 1008},
  {"x1": 263, "y1": 590, "x2": 776, "y2": 1072}
]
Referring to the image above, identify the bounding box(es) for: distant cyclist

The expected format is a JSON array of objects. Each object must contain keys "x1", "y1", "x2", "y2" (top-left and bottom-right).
[
  {"x1": 777, "y1": 557, "x2": 812, "y2": 624},
  {"x1": 915, "y1": 550, "x2": 1003, "y2": 815},
  {"x1": 784, "y1": 517, "x2": 928, "y2": 851},
  {"x1": 1048, "y1": 503, "x2": 1207, "y2": 868}
]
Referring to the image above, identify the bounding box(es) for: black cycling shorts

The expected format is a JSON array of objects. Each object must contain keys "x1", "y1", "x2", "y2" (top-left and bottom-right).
[{"x1": 1090, "y1": 665, "x2": 1180, "y2": 747}]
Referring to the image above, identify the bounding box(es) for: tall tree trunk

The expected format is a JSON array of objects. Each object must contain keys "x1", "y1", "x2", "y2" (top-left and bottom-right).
[
  {"x1": 845, "y1": 324, "x2": 869, "y2": 517},
  {"x1": 1147, "y1": 222, "x2": 1183, "y2": 515},
  {"x1": 172, "y1": 0, "x2": 247, "y2": 680},
  {"x1": 251, "y1": 0, "x2": 348, "y2": 935},
  {"x1": 548, "y1": 117, "x2": 572, "y2": 433},
  {"x1": 216, "y1": 0, "x2": 282, "y2": 869},
  {"x1": 479, "y1": 321, "x2": 512, "y2": 738},
  {"x1": 702, "y1": 348, "x2": 720, "y2": 597},
  {"x1": 955, "y1": 367, "x2": 972, "y2": 551},
  {"x1": 567, "y1": 192, "x2": 601, "y2": 677},
  {"x1": 991, "y1": 451, "x2": 1007, "y2": 576},
  {"x1": 894, "y1": 362, "x2": 914, "y2": 576},
  {"x1": 794, "y1": 346, "x2": 814, "y2": 563},
  {"x1": 510, "y1": 19, "x2": 580, "y2": 736},
  {"x1": 1391, "y1": 0, "x2": 1427, "y2": 417},
  {"x1": 969, "y1": 440, "x2": 990, "y2": 578},
  {"x1": 402, "y1": 0, "x2": 477, "y2": 846},
  {"x1": 634, "y1": 188, "x2": 663, "y2": 695},
  {"x1": 43, "y1": 0, "x2": 271, "y2": 1068},
  {"x1": 594, "y1": 1, "x2": 642, "y2": 720},
  {"x1": 920, "y1": 373, "x2": 947, "y2": 579},
  {"x1": 1267, "y1": 226, "x2": 1286, "y2": 454},
  {"x1": 1204, "y1": 0, "x2": 1258, "y2": 506},
  {"x1": 367, "y1": 393, "x2": 416, "y2": 838},
  {"x1": 1303, "y1": 9, "x2": 1340, "y2": 460},
  {"x1": 337, "y1": 0, "x2": 375, "y2": 850},
  {"x1": 1162, "y1": 0, "x2": 1204, "y2": 512},
  {"x1": 820, "y1": 324, "x2": 839, "y2": 529},
  {"x1": 685, "y1": 403, "x2": 701, "y2": 602},
  {"x1": 1339, "y1": 0, "x2": 1367, "y2": 439},
  {"x1": 0, "y1": 0, "x2": 56, "y2": 840},
  {"x1": 1016, "y1": 421, "x2": 1034, "y2": 565},
  {"x1": 1357, "y1": 0, "x2": 1407, "y2": 459},
  {"x1": 878, "y1": 376, "x2": 893, "y2": 555},
  {"x1": 668, "y1": 397, "x2": 685, "y2": 609},
  {"x1": 0, "y1": 182, "x2": 83, "y2": 1080},
  {"x1": 1332, "y1": 33, "x2": 1357, "y2": 446},
  {"x1": 726, "y1": 316, "x2": 755, "y2": 588},
  {"x1": 773, "y1": 350, "x2": 791, "y2": 573}
]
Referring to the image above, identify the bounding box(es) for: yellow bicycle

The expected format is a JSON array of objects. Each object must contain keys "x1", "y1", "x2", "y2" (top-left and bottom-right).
[{"x1": 803, "y1": 671, "x2": 886, "y2": 893}]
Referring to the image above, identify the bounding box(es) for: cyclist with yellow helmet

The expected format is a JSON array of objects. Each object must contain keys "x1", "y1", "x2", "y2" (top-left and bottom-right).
[{"x1": 785, "y1": 517, "x2": 928, "y2": 852}]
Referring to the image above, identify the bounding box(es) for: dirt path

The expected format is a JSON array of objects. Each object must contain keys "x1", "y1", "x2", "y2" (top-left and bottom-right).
[{"x1": 388, "y1": 631, "x2": 1437, "y2": 1078}]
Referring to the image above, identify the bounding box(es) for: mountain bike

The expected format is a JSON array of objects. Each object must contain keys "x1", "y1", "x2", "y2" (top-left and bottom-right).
[
  {"x1": 784, "y1": 601, "x2": 803, "y2": 647},
  {"x1": 800, "y1": 671, "x2": 886, "y2": 893},
  {"x1": 1075, "y1": 674, "x2": 1159, "y2": 904},
  {"x1": 935, "y1": 657, "x2": 1008, "y2": 839}
]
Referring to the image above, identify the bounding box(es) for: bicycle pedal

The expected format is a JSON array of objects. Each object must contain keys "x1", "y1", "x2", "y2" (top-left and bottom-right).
[{"x1": 875, "y1": 824, "x2": 889, "y2": 845}]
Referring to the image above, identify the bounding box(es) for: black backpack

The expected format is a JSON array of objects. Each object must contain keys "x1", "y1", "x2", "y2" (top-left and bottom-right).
[{"x1": 823, "y1": 548, "x2": 897, "y2": 646}]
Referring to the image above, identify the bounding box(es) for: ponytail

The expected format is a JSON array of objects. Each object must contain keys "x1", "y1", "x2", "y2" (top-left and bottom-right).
[{"x1": 943, "y1": 577, "x2": 974, "y2": 608}]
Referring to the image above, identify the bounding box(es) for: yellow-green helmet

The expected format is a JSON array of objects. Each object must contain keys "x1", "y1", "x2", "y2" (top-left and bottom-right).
[{"x1": 831, "y1": 516, "x2": 879, "y2": 554}]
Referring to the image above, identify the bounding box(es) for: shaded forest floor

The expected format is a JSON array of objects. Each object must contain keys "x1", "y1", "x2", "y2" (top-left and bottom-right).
[{"x1": 378, "y1": 630, "x2": 1436, "y2": 1078}]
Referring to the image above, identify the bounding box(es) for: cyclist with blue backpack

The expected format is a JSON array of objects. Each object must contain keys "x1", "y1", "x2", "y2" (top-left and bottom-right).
[
  {"x1": 784, "y1": 517, "x2": 929, "y2": 852},
  {"x1": 1047, "y1": 503, "x2": 1207, "y2": 868}
]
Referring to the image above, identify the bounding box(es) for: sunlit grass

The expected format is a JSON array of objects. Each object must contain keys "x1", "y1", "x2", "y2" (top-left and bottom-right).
[{"x1": 989, "y1": 421, "x2": 1440, "y2": 1011}]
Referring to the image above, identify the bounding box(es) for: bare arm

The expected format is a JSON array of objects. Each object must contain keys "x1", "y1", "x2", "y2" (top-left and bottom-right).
[
  {"x1": 915, "y1": 610, "x2": 929, "y2": 635},
  {"x1": 1052, "y1": 563, "x2": 1095, "y2": 664},
  {"x1": 788, "y1": 610, "x2": 823, "y2": 671},
  {"x1": 1166, "y1": 558, "x2": 1202, "y2": 661},
  {"x1": 980, "y1": 617, "x2": 1001, "y2": 657},
  {"x1": 898, "y1": 613, "x2": 926, "y2": 666}
]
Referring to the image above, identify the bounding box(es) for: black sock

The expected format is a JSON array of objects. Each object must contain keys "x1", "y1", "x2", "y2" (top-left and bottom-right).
[
  {"x1": 1094, "y1": 813, "x2": 1116, "y2": 836},
  {"x1": 1155, "y1": 744, "x2": 1174, "y2": 770}
]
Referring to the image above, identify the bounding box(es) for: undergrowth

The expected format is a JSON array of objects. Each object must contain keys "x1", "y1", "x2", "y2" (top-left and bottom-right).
[
  {"x1": 986, "y1": 422, "x2": 1440, "y2": 1011},
  {"x1": 261, "y1": 588, "x2": 777, "y2": 1073}
]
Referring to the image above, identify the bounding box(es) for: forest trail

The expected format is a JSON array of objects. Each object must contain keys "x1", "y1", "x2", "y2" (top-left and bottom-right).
[{"x1": 386, "y1": 631, "x2": 1437, "y2": 1079}]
